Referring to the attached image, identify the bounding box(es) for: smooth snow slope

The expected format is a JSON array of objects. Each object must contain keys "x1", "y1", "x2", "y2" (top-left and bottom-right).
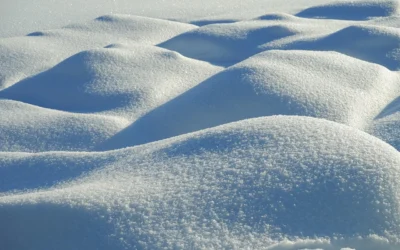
[{"x1": 0, "y1": 0, "x2": 400, "y2": 249}]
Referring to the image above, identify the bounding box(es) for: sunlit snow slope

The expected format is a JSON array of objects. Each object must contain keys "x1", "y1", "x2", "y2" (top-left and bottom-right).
[{"x1": 0, "y1": 0, "x2": 400, "y2": 249}]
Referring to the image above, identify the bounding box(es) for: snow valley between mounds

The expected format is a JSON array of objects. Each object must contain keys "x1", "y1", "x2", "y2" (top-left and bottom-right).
[{"x1": 0, "y1": 0, "x2": 400, "y2": 249}]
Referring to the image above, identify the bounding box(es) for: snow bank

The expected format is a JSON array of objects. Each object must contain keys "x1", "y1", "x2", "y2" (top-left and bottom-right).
[
  {"x1": 1, "y1": 0, "x2": 399, "y2": 249},
  {"x1": 159, "y1": 21, "x2": 299, "y2": 65},
  {"x1": 0, "y1": 100, "x2": 128, "y2": 152},
  {"x1": 0, "y1": 15, "x2": 196, "y2": 89},
  {"x1": 273, "y1": 24, "x2": 400, "y2": 70},
  {"x1": 1, "y1": 116, "x2": 400, "y2": 249},
  {"x1": 101, "y1": 50, "x2": 399, "y2": 149},
  {"x1": 0, "y1": 44, "x2": 220, "y2": 119},
  {"x1": 159, "y1": 13, "x2": 356, "y2": 66}
]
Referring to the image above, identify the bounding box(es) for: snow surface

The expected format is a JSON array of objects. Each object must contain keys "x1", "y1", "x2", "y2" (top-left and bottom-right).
[{"x1": 0, "y1": 0, "x2": 400, "y2": 249}]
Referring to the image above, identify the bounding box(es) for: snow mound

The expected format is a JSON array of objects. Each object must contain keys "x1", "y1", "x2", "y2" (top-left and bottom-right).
[
  {"x1": 0, "y1": 100, "x2": 128, "y2": 152},
  {"x1": 159, "y1": 21, "x2": 298, "y2": 65},
  {"x1": 0, "y1": 15, "x2": 196, "y2": 89},
  {"x1": 0, "y1": 45, "x2": 220, "y2": 118},
  {"x1": 1, "y1": 3, "x2": 400, "y2": 249},
  {"x1": 101, "y1": 50, "x2": 399, "y2": 149},
  {"x1": 272, "y1": 24, "x2": 400, "y2": 70},
  {"x1": 159, "y1": 13, "x2": 396, "y2": 66},
  {"x1": 1, "y1": 116, "x2": 400, "y2": 249},
  {"x1": 297, "y1": 0, "x2": 399, "y2": 20}
]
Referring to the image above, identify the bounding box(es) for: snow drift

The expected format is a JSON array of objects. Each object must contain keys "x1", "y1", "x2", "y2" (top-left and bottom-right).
[
  {"x1": 0, "y1": 0, "x2": 399, "y2": 249},
  {"x1": 1, "y1": 116, "x2": 400, "y2": 250},
  {"x1": 0, "y1": 45, "x2": 220, "y2": 119},
  {"x1": 101, "y1": 50, "x2": 399, "y2": 149}
]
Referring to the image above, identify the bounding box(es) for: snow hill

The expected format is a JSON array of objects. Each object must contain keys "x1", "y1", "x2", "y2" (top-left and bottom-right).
[{"x1": 0, "y1": 0, "x2": 399, "y2": 249}]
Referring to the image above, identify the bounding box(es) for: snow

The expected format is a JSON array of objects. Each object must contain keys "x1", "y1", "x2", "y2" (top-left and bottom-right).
[
  {"x1": 0, "y1": 99, "x2": 128, "y2": 152},
  {"x1": 0, "y1": 44, "x2": 220, "y2": 119},
  {"x1": 0, "y1": 15, "x2": 196, "y2": 89},
  {"x1": 0, "y1": 0, "x2": 399, "y2": 249},
  {"x1": 274, "y1": 24, "x2": 400, "y2": 71},
  {"x1": 296, "y1": 1, "x2": 400, "y2": 20},
  {"x1": 0, "y1": 0, "x2": 379, "y2": 38},
  {"x1": 1, "y1": 116, "x2": 400, "y2": 249},
  {"x1": 371, "y1": 96, "x2": 400, "y2": 150},
  {"x1": 101, "y1": 50, "x2": 399, "y2": 149}
]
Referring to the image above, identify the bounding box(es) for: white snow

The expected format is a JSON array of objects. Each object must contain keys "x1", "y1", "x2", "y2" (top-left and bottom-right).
[
  {"x1": 1, "y1": 0, "x2": 387, "y2": 38},
  {"x1": 101, "y1": 50, "x2": 399, "y2": 149},
  {"x1": 1, "y1": 116, "x2": 400, "y2": 249},
  {"x1": 0, "y1": 15, "x2": 196, "y2": 89},
  {"x1": 370, "y1": 96, "x2": 400, "y2": 150},
  {"x1": 0, "y1": 99, "x2": 128, "y2": 152},
  {"x1": 296, "y1": 0, "x2": 399, "y2": 20},
  {"x1": 0, "y1": 44, "x2": 220, "y2": 119},
  {"x1": 0, "y1": 0, "x2": 399, "y2": 249}
]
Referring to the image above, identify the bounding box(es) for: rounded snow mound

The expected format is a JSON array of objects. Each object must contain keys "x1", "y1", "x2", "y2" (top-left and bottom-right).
[
  {"x1": 273, "y1": 24, "x2": 400, "y2": 70},
  {"x1": 0, "y1": 99, "x2": 128, "y2": 152},
  {"x1": 0, "y1": 45, "x2": 220, "y2": 118},
  {"x1": 100, "y1": 50, "x2": 398, "y2": 149},
  {"x1": 297, "y1": 0, "x2": 399, "y2": 20},
  {"x1": 1, "y1": 116, "x2": 400, "y2": 249},
  {"x1": 0, "y1": 14, "x2": 196, "y2": 89},
  {"x1": 159, "y1": 22, "x2": 298, "y2": 65},
  {"x1": 317, "y1": 24, "x2": 400, "y2": 70}
]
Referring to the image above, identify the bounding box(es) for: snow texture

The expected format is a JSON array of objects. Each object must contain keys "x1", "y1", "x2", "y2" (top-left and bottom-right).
[{"x1": 0, "y1": 0, "x2": 399, "y2": 249}]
